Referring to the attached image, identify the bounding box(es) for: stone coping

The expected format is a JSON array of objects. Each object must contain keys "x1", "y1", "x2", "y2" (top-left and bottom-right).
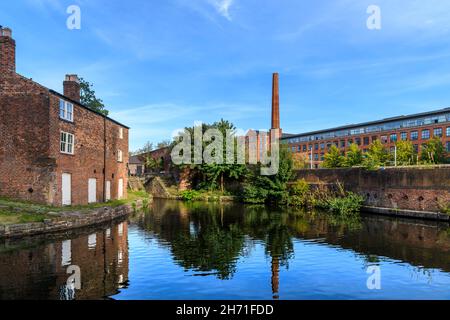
[
  {"x1": 0, "y1": 200, "x2": 143, "y2": 239},
  {"x1": 363, "y1": 206, "x2": 450, "y2": 222}
]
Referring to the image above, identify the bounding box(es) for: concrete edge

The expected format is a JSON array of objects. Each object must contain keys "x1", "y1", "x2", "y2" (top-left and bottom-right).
[
  {"x1": 0, "y1": 200, "x2": 144, "y2": 239},
  {"x1": 362, "y1": 205, "x2": 450, "y2": 222}
]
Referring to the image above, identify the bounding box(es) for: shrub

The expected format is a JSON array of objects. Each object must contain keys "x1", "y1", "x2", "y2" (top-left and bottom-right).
[
  {"x1": 289, "y1": 179, "x2": 310, "y2": 207},
  {"x1": 242, "y1": 184, "x2": 269, "y2": 204},
  {"x1": 320, "y1": 192, "x2": 364, "y2": 217},
  {"x1": 179, "y1": 190, "x2": 201, "y2": 201}
]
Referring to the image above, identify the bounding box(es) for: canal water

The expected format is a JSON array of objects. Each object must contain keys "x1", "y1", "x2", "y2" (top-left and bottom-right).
[{"x1": 1, "y1": 199, "x2": 450, "y2": 300}]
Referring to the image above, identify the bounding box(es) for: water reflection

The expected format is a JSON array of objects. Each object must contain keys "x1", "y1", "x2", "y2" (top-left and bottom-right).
[
  {"x1": 0, "y1": 219, "x2": 129, "y2": 300},
  {"x1": 2, "y1": 200, "x2": 450, "y2": 299},
  {"x1": 130, "y1": 200, "x2": 450, "y2": 299}
]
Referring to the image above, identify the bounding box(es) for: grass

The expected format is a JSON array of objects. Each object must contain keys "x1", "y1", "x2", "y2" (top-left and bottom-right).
[{"x1": 0, "y1": 189, "x2": 151, "y2": 225}]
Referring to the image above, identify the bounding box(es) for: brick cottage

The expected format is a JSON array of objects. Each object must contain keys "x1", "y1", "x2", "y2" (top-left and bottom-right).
[{"x1": 0, "y1": 27, "x2": 129, "y2": 206}]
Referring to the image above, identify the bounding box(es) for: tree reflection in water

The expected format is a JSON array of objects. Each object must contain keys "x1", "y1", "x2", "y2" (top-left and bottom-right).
[{"x1": 135, "y1": 199, "x2": 362, "y2": 298}]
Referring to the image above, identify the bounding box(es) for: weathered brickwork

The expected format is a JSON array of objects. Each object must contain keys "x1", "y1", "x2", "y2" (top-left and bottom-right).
[
  {"x1": 0, "y1": 27, "x2": 129, "y2": 206},
  {"x1": 294, "y1": 166, "x2": 450, "y2": 212}
]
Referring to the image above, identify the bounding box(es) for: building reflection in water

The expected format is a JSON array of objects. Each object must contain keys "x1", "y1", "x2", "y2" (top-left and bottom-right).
[
  {"x1": 135, "y1": 199, "x2": 450, "y2": 300},
  {"x1": 0, "y1": 220, "x2": 129, "y2": 300}
]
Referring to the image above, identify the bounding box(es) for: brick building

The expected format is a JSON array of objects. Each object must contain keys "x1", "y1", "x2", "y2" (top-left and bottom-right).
[
  {"x1": 282, "y1": 108, "x2": 450, "y2": 168},
  {"x1": 0, "y1": 27, "x2": 129, "y2": 205}
]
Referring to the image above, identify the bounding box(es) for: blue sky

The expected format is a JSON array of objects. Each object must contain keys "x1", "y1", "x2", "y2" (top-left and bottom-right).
[{"x1": 3, "y1": 0, "x2": 450, "y2": 151}]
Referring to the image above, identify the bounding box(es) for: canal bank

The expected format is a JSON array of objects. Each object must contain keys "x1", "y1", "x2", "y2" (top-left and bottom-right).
[
  {"x1": 0, "y1": 190, "x2": 151, "y2": 238},
  {"x1": 0, "y1": 201, "x2": 141, "y2": 238}
]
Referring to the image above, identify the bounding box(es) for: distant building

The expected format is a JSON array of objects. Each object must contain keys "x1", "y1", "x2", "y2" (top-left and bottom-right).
[
  {"x1": 128, "y1": 155, "x2": 144, "y2": 176},
  {"x1": 282, "y1": 108, "x2": 450, "y2": 168},
  {"x1": 0, "y1": 27, "x2": 129, "y2": 205}
]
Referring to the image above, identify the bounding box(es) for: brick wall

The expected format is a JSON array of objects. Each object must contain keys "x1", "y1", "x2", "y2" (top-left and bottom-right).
[{"x1": 294, "y1": 166, "x2": 450, "y2": 212}]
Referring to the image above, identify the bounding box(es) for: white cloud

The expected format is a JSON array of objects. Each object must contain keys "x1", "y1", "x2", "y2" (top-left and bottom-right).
[{"x1": 208, "y1": 0, "x2": 234, "y2": 20}]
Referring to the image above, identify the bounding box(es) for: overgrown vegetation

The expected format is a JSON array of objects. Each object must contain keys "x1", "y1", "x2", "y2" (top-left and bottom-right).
[
  {"x1": 288, "y1": 179, "x2": 364, "y2": 217},
  {"x1": 242, "y1": 145, "x2": 294, "y2": 204}
]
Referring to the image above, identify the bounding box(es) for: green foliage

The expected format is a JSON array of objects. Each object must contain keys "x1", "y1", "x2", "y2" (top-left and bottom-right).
[
  {"x1": 395, "y1": 140, "x2": 416, "y2": 165},
  {"x1": 420, "y1": 136, "x2": 447, "y2": 164},
  {"x1": 318, "y1": 192, "x2": 364, "y2": 217},
  {"x1": 242, "y1": 145, "x2": 294, "y2": 204},
  {"x1": 174, "y1": 119, "x2": 247, "y2": 193},
  {"x1": 322, "y1": 145, "x2": 344, "y2": 168},
  {"x1": 289, "y1": 179, "x2": 310, "y2": 207},
  {"x1": 343, "y1": 144, "x2": 363, "y2": 167},
  {"x1": 79, "y1": 77, "x2": 109, "y2": 116},
  {"x1": 179, "y1": 190, "x2": 202, "y2": 201},
  {"x1": 363, "y1": 139, "x2": 391, "y2": 169},
  {"x1": 146, "y1": 156, "x2": 163, "y2": 171}
]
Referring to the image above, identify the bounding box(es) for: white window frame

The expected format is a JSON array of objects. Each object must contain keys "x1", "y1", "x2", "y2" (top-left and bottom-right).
[
  {"x1": 117, "y1": 149, "x2": 123, "y2": 162},
  {"x1": 59, "y1": 99, "x2": 74, "y2": 122},
  {"x1": 60, "y1": 131, "x2": 75, "y2": 155},
  {"x1": 119, "y1": 127, "x2": 124, "y2": 139}
]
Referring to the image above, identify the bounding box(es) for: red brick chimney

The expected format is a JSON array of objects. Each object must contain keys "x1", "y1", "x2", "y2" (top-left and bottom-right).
[
  {"x1": 63, "y1": 74, "x2": 81, "y2": 102},
  {"x1": 0, "y1": 27, "x2": 16, "y2": 73},
  {"x1": 271, "y1": 73, "x2": 280, "y2": 130}
]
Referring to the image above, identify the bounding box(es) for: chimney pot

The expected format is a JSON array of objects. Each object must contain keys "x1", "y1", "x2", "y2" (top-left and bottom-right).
[
  {"x1": 63, "y1": 74, "x2": 81, "y2": 102},
  {"x1": 0, "y1": 26, "x2": 16, "y2": 73}
]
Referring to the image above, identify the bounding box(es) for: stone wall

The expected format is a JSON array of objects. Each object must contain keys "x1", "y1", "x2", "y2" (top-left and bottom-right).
[
  {"x1": 0, "y1": 201, "x2": 141, "y2": 238},
  {"x1": 294, "y1": 166, "x2": 450, "y2": 212}
]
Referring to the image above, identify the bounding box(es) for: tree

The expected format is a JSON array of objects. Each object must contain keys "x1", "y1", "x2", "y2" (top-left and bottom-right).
[
  {"x1": 130, "y1": 141, "x2": 154, "y2": 156},
  {"x1": 395, "y1": 140, "x2": 416, "y2": 166},
  {"x1": 292, "y1": 153, "x2": 309, "y2": 169},
  {"x1": 157, "y1": 140, "x2": 172, "y2": 149},
  {"x1": 363, "y1": 139, "x2": 391, "y2": 168},
  {"x1": 420, "y1": 137, "x2": 447, "y2": 164},
  {"x1": 243, "y1": 145, "x2": 294, "y2": 204},
  {"x1": 343, "y1": 144, "x2": 363, "y2": 167},
  {"x1": 79, "y1": 77, "x2": 109, "y2": 116},
  {"x1": 173, "y1": 119, "x2": 247, "y2": 193},
  {"x1": 322, "y1": 145, "x2": 344, "y2": 168}
]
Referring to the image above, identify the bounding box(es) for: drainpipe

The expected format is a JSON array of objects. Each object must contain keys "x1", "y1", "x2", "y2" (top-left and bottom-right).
[{"x1": 103, "y1": 116, "x2": 107, "y2": 202}]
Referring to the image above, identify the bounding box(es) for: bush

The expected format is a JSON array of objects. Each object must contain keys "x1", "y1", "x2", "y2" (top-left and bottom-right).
[
  {"x1": 242, "y1": 184, "x2": 269, "y2": 204},
  {"x1": 319, "y1": 192, "x2": 364, "y2": 217},
  {"x1": 289, "y1": 179, "x2": 310, "y2": 207},
  {"x1": 179, "y1": 190, "x2": 201, "y2": 201}
]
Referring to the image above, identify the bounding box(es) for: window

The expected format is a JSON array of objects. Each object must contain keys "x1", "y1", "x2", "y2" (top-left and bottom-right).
[
  {"x1": 400, "y1": 132, "x2": 407, "y2": 141},
  {"x1": 297, "y1": 146, "x2": 301, "y2": 152},
  {"x1": 411, "y1": 131, "x2": 418, "y2": 141},
  {"x1": 314, "y1": 153, "x2": 319, "y2": 161},
  {"x1": 413, "y1": 144, "x2": 419, "y2": 153},
  {"x1": 320, "y1": 153, "x2": 324, "y2": 161},
  {"x1": 302, "y1": 145, "x2": 307, "y2": 152},
  {"x1": 348, "y1": 139, "x2": 353, "y2": 146},
  {"x1": 320, "y1": 143, "x2": 325, "y2": 150},
  {"x1": 363, "y1": 137, "x2": 370, "y2": 145},
  {"x1": 119, "y1": 127, "x2": 124, "y2": 139},
  {"x1": 60, "y1": 132, "x2": 74, "y2": 154},
  {"x1": 381, "y1": 136, "x2": 388, "y2": 144},
  {"x1": 447, "y1": 142, "x2": 450, "y2": 152},
  {"x1": 434, "y1": 128, "x2": 443, "y2": 137},
  {"x1": 355, "y1": 138, "x2": 361, "y2": 146},
  {"x1": 340, "y1": 140, "x2": 345, "y2": 148},
  {"x1": 421, "y1": 129, "x2": 430, "y2": 140},
  {"x1": 117, "y1": 149, "x2": 123, "y2": 162},
  {"x1": 59, "y1": 99, "x2": 73, "y2": 122},
  {"x1": 390, "y1": 133, "x2": 397, "y2": 142},
  {"x1": 447, "y1": 127, "x2": 450, "y2": 137},
  {"x1": 314, "y1": 143, "x2": 319, "y2": 151},
  {"x1": 372, "y1": 136, "x2": 378, "y2": 142}
]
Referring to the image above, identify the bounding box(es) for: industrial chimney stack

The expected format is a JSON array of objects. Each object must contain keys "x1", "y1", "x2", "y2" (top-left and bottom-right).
[
  {"x1": 271, "y1": 73, "x2": 281, "y2": 133},
  {"x1": 0, "y1": 27, "x2": 16, "y2": 73}
]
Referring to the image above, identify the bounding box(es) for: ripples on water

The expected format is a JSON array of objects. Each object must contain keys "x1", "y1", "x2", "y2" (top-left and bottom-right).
[{"x1": 1, "y1": 199, "x2": 450, "y2": 300}]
